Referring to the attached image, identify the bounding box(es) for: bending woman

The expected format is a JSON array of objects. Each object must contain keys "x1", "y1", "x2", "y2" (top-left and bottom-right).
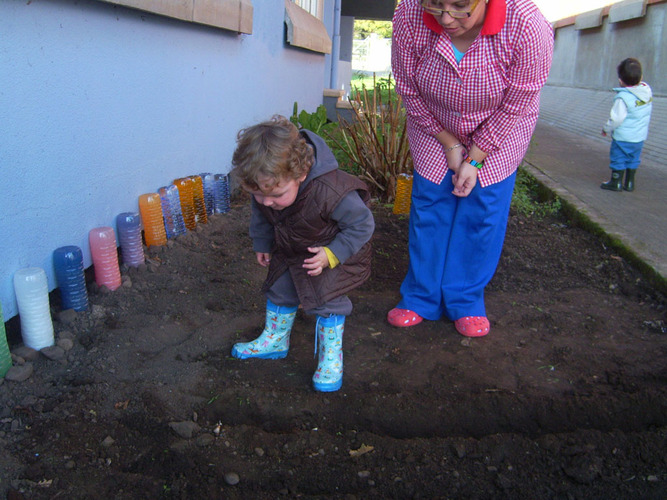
[{"x1": 388, "y1": 0, "x2": 553, "y2": 336}]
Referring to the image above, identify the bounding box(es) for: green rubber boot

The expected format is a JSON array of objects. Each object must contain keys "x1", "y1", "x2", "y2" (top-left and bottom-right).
[
  {"x1": 231, "y1": 300, "x2": 297, "y2": 359},
  {"x1": 623, "y1": 169, "x2": 636, "y2": 192},
  {"x1": 600, "y1": 170, "x2": 623, "y2": 191}
]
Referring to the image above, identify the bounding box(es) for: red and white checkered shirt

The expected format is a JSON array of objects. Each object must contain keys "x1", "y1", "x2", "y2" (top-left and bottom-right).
[{"x1": 392, "y1": 0, "x2": 554, "y2": 186}]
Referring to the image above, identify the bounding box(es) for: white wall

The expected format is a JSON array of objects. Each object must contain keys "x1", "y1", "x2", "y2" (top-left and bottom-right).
[{"x1": 0, "y1": 0, "x2": 331, "y2": 319}]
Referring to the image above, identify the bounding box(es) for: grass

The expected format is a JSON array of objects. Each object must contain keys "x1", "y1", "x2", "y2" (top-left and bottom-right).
[
  {"x1": 349, "y1": 73, "x2": 397, "y2": 107},
  {"x1": 511, "y1": 166, "x2": 562, "y2": 218}
]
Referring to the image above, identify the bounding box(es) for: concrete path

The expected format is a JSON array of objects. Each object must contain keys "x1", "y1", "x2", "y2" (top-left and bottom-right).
[{"x1": 523, "y1": 120, "x2": 666, "y2": 282}]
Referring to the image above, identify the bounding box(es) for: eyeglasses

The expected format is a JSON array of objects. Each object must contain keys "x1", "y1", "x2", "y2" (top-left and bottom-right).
[{"x1": 421, "y1": 0, "x2": 480, "y2": 19}]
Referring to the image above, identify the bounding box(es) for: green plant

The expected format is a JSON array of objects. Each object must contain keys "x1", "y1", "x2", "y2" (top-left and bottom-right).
[
  {"x1": 326, "y1": 76, "x2": 413, "y2": 202},
  {"x1": 290, "y1": 102, "x2": 337, "y2": 136},
  {"x1": 511, "y1": 167, "x2": 562, "y2": 218},
  {"x1": 350, "y1": 74, "x2": 395, "y2": 108}
]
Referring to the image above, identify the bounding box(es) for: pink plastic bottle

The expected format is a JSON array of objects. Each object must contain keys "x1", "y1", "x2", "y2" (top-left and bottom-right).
[
  {"x1": 138, "y1": 193, "x2": 167, "y2": 247},
  {"x1": 89, "y1": 227, "x2": 122, "y2": 291}
]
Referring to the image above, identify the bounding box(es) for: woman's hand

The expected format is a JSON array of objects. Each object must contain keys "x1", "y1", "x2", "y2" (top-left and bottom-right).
[
  {"x1": 445, "y1": 145, "x2": 465, "y2": 174},
  {"x1": 452, "y1": 161, "x2": 479, "y2": 197},
  {"x1": 256, "y1": 252, "x2": 271, "y2": 267},
  {"x1": 303, "y1": 247, "x2": 329, "y2": 276}
]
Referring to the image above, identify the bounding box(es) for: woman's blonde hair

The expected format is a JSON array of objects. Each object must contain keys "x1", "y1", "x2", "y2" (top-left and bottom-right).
[{"x1": 231, "y1": 115, "x2": 314, "y2": 191}]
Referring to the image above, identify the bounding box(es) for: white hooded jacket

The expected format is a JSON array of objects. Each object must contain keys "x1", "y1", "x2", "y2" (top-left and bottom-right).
[{"x1": 603, "y1": 82, "x2": 653, "y2": 143}]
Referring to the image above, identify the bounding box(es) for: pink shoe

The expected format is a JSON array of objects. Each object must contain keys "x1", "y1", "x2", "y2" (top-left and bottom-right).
[
  {"x1": 454, "y1": 316, "x2": 490, "y2": 337},
  {"x1": 387, "y1": 308, "x2": 423, "y2": 327}
]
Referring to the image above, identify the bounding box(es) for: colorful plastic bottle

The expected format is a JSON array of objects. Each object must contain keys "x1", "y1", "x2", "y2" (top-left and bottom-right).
[
  {"x1": 393, "y1": 173, "x2": 413, "y2": 215},
  {"x1": 53, "y1": 246, "x2": 89, "y2": 311},
  {"x1": 158, "y1": 185, "x2": 187, "y2": 239},
  {"x1": 116, "y1": 212, "x2": 145, "y2": 267},
  {"x1": 214, "y1": 173, "x2": 231, "y2": 214},
  {"x1": 174, "y1": 177, "x2": 196, "y2": 230},
  {"x1": 138, "y1": 193, "x2": 167, "y2": 247},
  {"x1": 13, "y1": 267, "x2": 55, "y2": 350},
  {"x1": 89, "y1": 227, "x2": 122, "y2": 291},
  {"x1": 200, "y1": 173, "x2": 216, "y2": 216},
  {"x1": 0, "y1": 302, "x2": 13, "y2": 377},
  {"x1": 190, "y1": 175, "x2": 208, "y2": 225}
]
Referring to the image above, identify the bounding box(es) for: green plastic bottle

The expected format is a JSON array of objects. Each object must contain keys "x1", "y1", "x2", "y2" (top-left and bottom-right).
[{"x1": 0, "y1": 302, "x2": 12, "y2": 378}]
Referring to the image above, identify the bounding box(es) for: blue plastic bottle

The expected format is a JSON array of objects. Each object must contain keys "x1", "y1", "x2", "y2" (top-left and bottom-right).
[
  {"x1": 158, "y1": 185, "x2": 187, "y2": 238},
  {"x1": 53, "y1": 246, "x2": 89, "y2": 311},
  {"x1": 214, "y1": 173, "x2": 231, "y2": 214},
  {"x1": 200, "y1": 173, "x2": 216, "y2": 216}
]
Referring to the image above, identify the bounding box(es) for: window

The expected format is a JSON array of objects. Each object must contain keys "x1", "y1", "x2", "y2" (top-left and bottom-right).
[
  {"x1": 98, "y1": 0, "x2": 254, "y2": 34},
  {"x1": 284, "y1": 0, "x2": 331, "y2": 54},
  {"x1": 293, "y1": 0, "x2": 322, "y2": 19}
]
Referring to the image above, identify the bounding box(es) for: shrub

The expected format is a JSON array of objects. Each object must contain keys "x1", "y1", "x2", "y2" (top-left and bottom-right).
[{"x1": 326, "y1": 76, "x2": 413, "y2": 202}]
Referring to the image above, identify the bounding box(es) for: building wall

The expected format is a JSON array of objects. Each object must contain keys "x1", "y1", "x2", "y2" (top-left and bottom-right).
[
  {"x1": 541, "y1": 1, "x2": 666, "y2": 168},
  {"x1": 0, "y1": 0, "x2": 332, "y2": 319},
  {"x1": 548, "y1": 2, "x2": 666, "y2": 95}
]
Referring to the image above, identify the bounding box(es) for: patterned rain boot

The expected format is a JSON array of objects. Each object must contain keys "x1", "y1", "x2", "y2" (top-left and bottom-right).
[
  {"x1": 312, "y1": 314, "x2": 345, "y2": 392},
  {"x1": 231, "y1": 300, "x2": 297, "y2": 359},
  {"x1": 623, "y1": 169, "x2": 636, "y2": 192},
  {"x1": 600, "y1": 170, "x2": 623, "y2": 191}
]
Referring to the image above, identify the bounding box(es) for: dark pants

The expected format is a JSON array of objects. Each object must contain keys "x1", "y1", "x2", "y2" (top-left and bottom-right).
[{"x1": 266, "y1": 271, "x2": 352, "y2": 316}]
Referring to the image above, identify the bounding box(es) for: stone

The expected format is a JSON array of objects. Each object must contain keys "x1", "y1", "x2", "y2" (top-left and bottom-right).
[
  {"x1": 168, "y1": 421, "x2": 200, "y2": 439},
  {"x1": 224, "y1": 472, "x2": 240, "y2": 486},
  {"x1": 41, "y1": 345, "x2": 66, "y2": 361},
  {"x1": 5, "y1": 364, "x2": 34, "y2": 382},
  {"x1": 12, "y1": 346, "x2": 39, "y2": 361},
  {"x1": 57, "y1": 338, "x2": 74, "y2": 351}
]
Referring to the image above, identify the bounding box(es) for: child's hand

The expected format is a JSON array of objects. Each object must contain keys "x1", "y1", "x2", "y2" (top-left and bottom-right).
[
  {"x1": 256, "y1": 252, "x2": 271, "y2": 267},
  {"x1": 303, "y1": 247, "x2": 329, "y2": 276}
]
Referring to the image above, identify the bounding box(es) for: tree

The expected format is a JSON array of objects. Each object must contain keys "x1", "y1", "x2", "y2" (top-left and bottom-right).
[{"x1": 353, "y1": 20, "x2": 392, "y2": 40}]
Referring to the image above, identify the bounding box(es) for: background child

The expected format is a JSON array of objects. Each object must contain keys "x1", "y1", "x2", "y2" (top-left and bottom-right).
[
  {"x1": 601, "y1": 57, "x2": 653, "y2": 192},
  {"x1": 229, "y1": 115, "x2": 374, "y2": 393}
]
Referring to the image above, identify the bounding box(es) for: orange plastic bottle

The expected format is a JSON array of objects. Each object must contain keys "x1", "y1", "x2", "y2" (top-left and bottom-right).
[
  {"x1": 174, "y1": 177, "x2": 196, "y2": 231},
  {"x1": 393, "y1": 173, "x2": 413, "y2": 215},
  {"x1": 138, "y1": 193, "x2": 167, "y2": 247},
  {"x1": 190, "y1": 175, "x2": 208, "y2": 224}
]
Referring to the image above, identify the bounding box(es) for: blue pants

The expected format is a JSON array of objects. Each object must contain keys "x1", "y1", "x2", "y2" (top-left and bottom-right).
[
  {"x1": 398, "y1": 170, "x2": 516, "y2": 321},
  {"x1": 609, "y1": 139, "x2": 643, "y2": 171}
]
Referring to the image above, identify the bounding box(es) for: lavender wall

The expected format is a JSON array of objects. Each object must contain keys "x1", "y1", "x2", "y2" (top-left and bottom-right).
[{"x1": 0, "y1": 0, "x2": 333, "y2": 319}]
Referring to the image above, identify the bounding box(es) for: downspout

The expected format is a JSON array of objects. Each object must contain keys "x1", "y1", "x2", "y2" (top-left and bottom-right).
[{"x1": 329, "y1": 0, "x2": 341, "y2": 89}]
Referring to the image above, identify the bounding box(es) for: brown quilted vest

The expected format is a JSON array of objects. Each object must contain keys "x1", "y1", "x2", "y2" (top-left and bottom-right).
[{"x1": 257, "y1": 169, "x2": 372, "y2": 310}]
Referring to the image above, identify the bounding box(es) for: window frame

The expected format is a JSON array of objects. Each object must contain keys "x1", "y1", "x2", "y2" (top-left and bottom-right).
[
  {"x1": 284, "y1": 0, "x2": 331, "y2": 54},
  {"x1": 98, "y1": 0, "x2": 254, "y2": 34}
]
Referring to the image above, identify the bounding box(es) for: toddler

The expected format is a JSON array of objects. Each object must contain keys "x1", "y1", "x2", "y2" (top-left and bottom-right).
[
  {"x1": 229, "y1": 115, "x2": 374, "y2": 392},
  {"x1": 601, "y1": 58, "x2": 653, "y2": 192}
]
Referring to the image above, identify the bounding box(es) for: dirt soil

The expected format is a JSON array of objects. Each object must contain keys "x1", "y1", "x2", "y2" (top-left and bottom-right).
[{"x1": 1, "y1": 195, "x2": 666, "y2": 500}]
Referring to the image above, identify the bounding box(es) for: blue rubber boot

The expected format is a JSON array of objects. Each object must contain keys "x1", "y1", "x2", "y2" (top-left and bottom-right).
[
  {"x1": 231, "y1": 300, "x2": 297, "y2": 360},
  {"x1": 312, "y1": 314, "x2": 345, "y2": 392}
]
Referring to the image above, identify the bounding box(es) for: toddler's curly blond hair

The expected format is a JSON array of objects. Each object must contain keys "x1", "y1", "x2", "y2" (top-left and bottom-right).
[{"x1": 232, "y1": 115, "x2": 314, "y2": 191}]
